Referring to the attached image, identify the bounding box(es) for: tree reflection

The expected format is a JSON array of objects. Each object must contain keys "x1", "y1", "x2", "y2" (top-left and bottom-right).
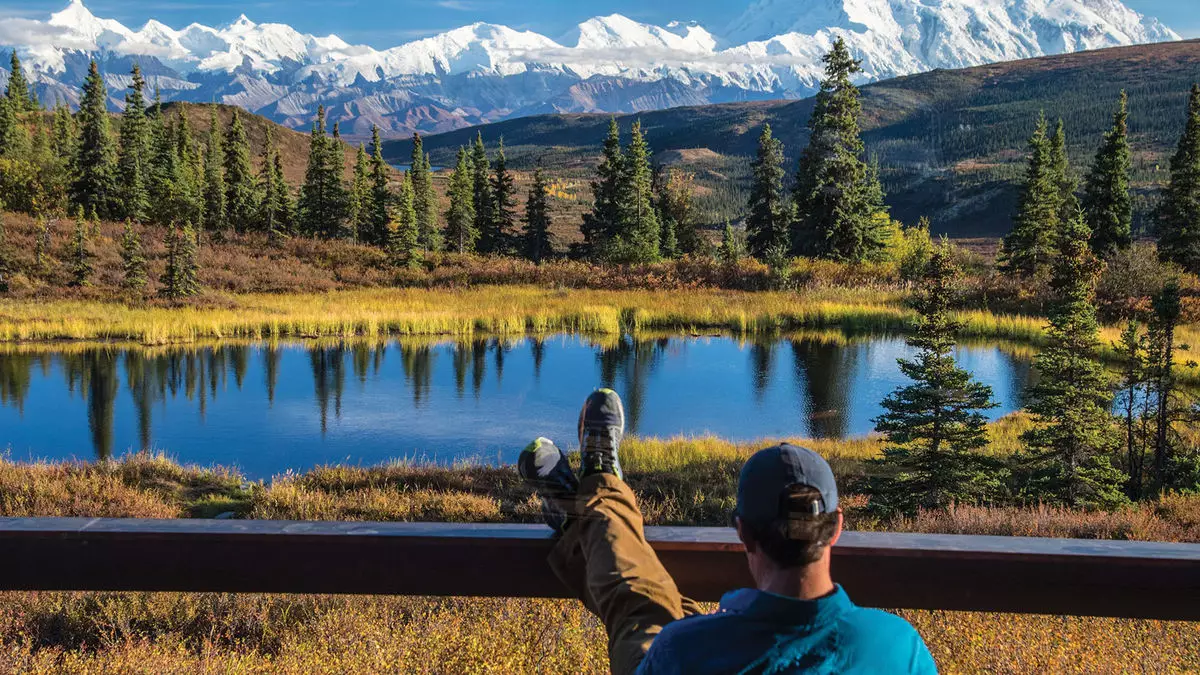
[
  {"x1": 596, "y1": 337, "x2": 668, "y2": 434},
  {"x1": 790, "y1": 339, "x2": 854, "y2": 439}
]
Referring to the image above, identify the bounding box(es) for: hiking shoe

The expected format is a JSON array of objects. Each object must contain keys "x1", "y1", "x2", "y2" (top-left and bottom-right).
[
  {"x1": 518, "y1": 437, "x2": 579, "y2": 535},
  {"x1": 578, "y1": 388, "x2": 625, "y2": 479}
]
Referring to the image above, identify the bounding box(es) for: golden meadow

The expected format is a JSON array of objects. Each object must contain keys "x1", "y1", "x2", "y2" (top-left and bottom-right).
[{"x1": 0, "y1": 429, "x2": 1198, "y2": 674}]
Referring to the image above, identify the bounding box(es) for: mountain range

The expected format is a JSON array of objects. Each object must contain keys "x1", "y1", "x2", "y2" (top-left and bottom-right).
[{"x1": 0, "y1": 0, "x2": 1180, "y2": 138}]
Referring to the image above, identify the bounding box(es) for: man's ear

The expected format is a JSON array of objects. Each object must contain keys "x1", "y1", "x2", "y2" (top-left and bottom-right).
[
  {"x1": 829, "y1": 510, "x2": 844, "y2": 547},
  {"x1": 734, "y1": 517, "x2": 758, "y2": 554}
]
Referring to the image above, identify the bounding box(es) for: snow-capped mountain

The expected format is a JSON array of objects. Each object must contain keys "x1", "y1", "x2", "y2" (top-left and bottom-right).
[{"x1": 0, "y1": 0, "x2": 1179, "y2": 138}]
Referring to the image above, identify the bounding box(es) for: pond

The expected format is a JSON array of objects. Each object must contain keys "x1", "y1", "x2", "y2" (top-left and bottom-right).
[{"x1": 0, "y1": 335, "x2": 1034, "y2": 478}]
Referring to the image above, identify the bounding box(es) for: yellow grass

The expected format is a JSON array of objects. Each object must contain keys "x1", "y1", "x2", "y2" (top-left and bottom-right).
[{"x1": 0, "y1": 449, "x2": 1198, "y2": 673}]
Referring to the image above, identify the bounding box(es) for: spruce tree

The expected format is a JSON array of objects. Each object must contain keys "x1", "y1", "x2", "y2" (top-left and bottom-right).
[
  {"x1": 523, "y1": 165, "x2": 553, "y2": 263},
  {"x1": 867, "y1": 242, "x2": 1003, "y2": 515},
  {"x1": 1001, "y1": 114, "x2": 1058, "y2": 278},
  {"x1": 792, "y1": 37, "x2": 887, "y2": 261},
  {"x1": 160, "y1": 222, "x2": 200, "y2": 299},
  {"x1": 223, "y1": 110, "x2": 257, "y2": 231},
  {"x1": 1146, "y1": 280, "x2": 1195, "y2": 494},
  {"x1": 0, "y1": 97, "x2": 18, "y2": 158},
  {"x1": 299, "y1": 106, "x2": 346, "y2": 238},
  {"x1": 202, "y1": 106, "x2": 226, "y2": 230},
  {"x1": 409, "y1": 133, "x2": 439, "y2": 251},
  {"x1": 580, "y1": 119, "x2": 624, "y2": 261},
  {"x1": 174, "y1": 111, "x2": 204, "y2": 227},
  {"x1": 658, "y1": 167, "x2": 700, "y2": 256},
  {"x1": 6, "y1": 50, "x2": 35, "y2": 113},
  {"x1": 119, "y1": 219, "x2": 147, "y2": 291},
  {"x1": 489, "y1": 138, "x2": 517, "y2": 255},
  {"x1": 1156, "y1": 84, "x2": 1200, "y2": 274},
  {"x1": 445, "y1": 147, "x2": 477, "y2": 254},
  {"x1": 617, "y1": 120, "x2": 660, "y2": 263},
  {"x1": 0, "y1": 211, "x2": 11, "y2": 292},
  {"x1": 1050, "y1": 119, "x2": 1079, "y2": 224},
  {"x1": 116, "y1": 65, "x2": 150, "y2": 222},
  {"x1": 327, "y1": 122, "x2": 351, "y2": 238},
  {"x1": 366, "y1": 126, "x2": 392, "y2": 247},
  {"x1": 719, "y1": 221, "x2": 741, "y2": 264},
  {"x1": 257, "y1": 126, "x2": 289, "y2": 237},
  {"x1": 271, "y1": 152, "x2": 294, "y2": 236},
  {"x1": 69, "y1": 209, "x2": 92, "y2": 287},
  {"x1": 470, "y1": 132, "x2": 493, "y2": 251},
  {"x1": 1083, "y1": 92, "x2": 1133, "y2": 257},
  {"x1": 388, "y1": 172, "x2": 420, "y2": 267},
  {"x1": 746, "y1": 123, "x2": 789, "y2": 259},
  {"x1": 146, "y1": 94, "x2": 181, "y2": 224},
  {"x1": 51, "y1": 99, "x2": 76, "y2": 158},
  {"x1": 347, "y1": 144, "x2": 371, "y2": 242},
  {"x1": 72, "y1": 61, "x2": 118, "y2": 218},
  {"x1": 1019, "y1": 212, "x2": 1126, "y2": 508}
]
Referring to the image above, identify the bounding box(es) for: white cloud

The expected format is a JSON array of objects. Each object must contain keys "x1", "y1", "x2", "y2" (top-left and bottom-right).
[
  {"x1": 0, "y1": 18, "x2": 95, "y2": 50},
  {"x1": 511, "y1": 44, "x2": 813, "y2": 71}
]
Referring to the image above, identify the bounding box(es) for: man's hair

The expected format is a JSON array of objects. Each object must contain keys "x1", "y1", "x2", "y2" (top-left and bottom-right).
[{"x1": 738, "y1": 485, "x2": 839, "y2": 568}]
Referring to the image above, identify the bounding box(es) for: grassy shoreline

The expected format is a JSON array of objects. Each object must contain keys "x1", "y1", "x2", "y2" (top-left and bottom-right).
[{"x1": 0, "y1": 447, "x2": 1198, "y2": 674}]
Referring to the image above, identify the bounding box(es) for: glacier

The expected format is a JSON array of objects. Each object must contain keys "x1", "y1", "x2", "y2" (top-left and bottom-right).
[{"x1": 0, "y1": 0, "x2": 1179, "y2": 138}]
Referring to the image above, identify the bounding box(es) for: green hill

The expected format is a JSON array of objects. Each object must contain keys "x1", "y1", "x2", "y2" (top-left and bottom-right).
[{"x1": 386, "y1": 39, "x2": 1200, "y2": 236}]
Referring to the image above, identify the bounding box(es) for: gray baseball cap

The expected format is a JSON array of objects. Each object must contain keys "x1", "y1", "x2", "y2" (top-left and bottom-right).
[{"x1": 735, "y1": 444, "x2": 839, "y2": 527}]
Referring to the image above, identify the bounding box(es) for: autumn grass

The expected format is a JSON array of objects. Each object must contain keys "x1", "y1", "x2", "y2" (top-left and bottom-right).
[{"x1": 0, "y1": 442, "x2": 1198, "y2": 673}]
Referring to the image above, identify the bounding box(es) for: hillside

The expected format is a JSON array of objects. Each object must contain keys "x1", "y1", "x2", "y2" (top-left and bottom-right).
[
  {"x1": 389, "y1": 39, "x2": 1200, "y2": 236},
  {"x1": 159, "y1": 102, "x2": 363, "y2": 185}
]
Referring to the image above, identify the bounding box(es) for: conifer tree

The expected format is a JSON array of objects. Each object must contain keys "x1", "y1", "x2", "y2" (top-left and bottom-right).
[
  {"x1": 146, "y1": 93, "x2": 182, "y2": 225},
  {"x1": 202, "y1": 106, "x2": 226, "y2": 230},
  {"x1": 1050, "y1": 118, "x2": 1079, "y2": 224},
  {"x1": 1019, "y1": 212, "x2": 1126, "y2": 508},
  {"x1": 746, "y1": 123, "x2": 789, "y2": 259},
  {"x1": 299, "y1": 106, "x2": 346, "y2": 238},
  {"x1": 1083, "y1": 92, "x2": 1133, "y2": 257},
  {"x1": 1116, "y1": 320, "x2": 1151, "y2": 499},
  {"x1": 388, "y1": 172, "x2": 420, "y2": 267},
  {"x1": 0, "y1": 97, "x2": 18, "y2": 158},
  {"x1": 1145, "y1": 280, "x2": 1196, "y2": 494},
  {"x1": 72, "y1": 61, "x2": 118, "y2": 218},
  {"x1": 6, "y1": 50, "x2": 35, "y2": 113},
  {"x1": 1001, "y1": 114, "x2": 1058, "y2": 278},
  {"x1": 617, "y1": 120, "x2": 660, "y2": 263},
  {"x1": 223, "y1": 110, "x2": 257, "y2": 231},
  {"x1": 488, "y1": 138, "x2": 517, "y2": 255},
  {"x1": 523, "y1": 165, "x2": 553, "y2": 263},
  {"x1": 655, "y1": 167, "x2": 698, "y2": 256},
  {"x1": 257, "y1": 126, "x2": 282, "y2": 236},
  {"x1": 69, "y1": 209, "x2": 92, "y2": 287},
  {"x1": 271, "y1": 152, "x2": 294, "y2": 236},
  {"x1": 116, "y1": 65, "x2": 150, "y2": 222},
  {"x1": 445, "y1": 147, "x2": 477, "y2": 254},
  {"x1": 408, "y1": 133, "x2": 438, "y2": 251},
  {"x1": 346, "y1": 144, "x2": 371, "y2": 242},
  {"x1": 119, "y1": 219, "x2": 147, "y2": 291},
  {"x1": 174, "y1": 110, "x2": 204, "y2": 227},
  {"x1": 581, "y1": 119, "x2": 624, "y2": 260},
  {"x1": 470, "y1": 132, "x2": 493, "y2": 250},
  {"x1": 0, "y1": 211, "x2": 11, "y2": 292},
  {"x1": 51, "y1": 99, "x2": 76, "y2": 159},
  {"x1": 1156, "y1": 84, "x2": 1200, "y2": 274},
  {"x1": 160, "y1": 222, "x2": 200, "y2": 299},
  {"x1": 867, "y1": 242, "x2": 1003, "y2": 515},
  {"x1": 365, "y1": 126, "x2": 392, "y2": 247},
  {"x1": 719, "y1": 221, "x2": 741, "y2": 264},
  {"x1": 326, "y1": 122, "x2": 351, "y2": 238},
  {"x1": 792, "y1": 38, "x2": 887, "y2": 261}
]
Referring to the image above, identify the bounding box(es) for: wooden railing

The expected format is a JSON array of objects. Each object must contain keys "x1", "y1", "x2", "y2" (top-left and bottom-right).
[{"x1": 0, "y1": 518, "x2": 1197, "y2": 621}]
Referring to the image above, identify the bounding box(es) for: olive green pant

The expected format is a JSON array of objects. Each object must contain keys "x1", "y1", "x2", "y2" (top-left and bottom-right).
[{"x1": 549, "y1": 474, "x2": 703, "y2": 675}]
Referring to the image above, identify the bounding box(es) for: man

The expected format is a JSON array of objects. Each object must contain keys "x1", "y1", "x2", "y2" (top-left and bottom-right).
[{"x1": 520, "y1": 388, "x2": 937, "y2": 675}]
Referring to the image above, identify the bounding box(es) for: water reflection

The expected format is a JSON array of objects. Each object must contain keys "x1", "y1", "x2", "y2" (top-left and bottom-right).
[{"x1": 0, "y1": 335, "x2": 1033, "y2": 478}]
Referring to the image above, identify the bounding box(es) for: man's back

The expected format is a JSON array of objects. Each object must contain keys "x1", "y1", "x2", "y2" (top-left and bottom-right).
[{"x1": 637, "y1": 586, "x2": 936, "y2": 675}]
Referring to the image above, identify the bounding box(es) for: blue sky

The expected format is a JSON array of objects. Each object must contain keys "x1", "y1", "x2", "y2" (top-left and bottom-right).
[{"x1": 1, "y1": 0, "x2": 1196, "y2": 46}]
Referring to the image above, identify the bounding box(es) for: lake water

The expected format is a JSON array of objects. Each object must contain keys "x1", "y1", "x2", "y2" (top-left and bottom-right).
[{"x1": 0, "y1": 335, "x2": 1033, "y2": 478}]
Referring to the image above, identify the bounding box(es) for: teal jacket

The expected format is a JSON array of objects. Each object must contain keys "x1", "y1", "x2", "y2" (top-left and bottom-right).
[{"x1": 637, "y1": 585, "x2": 937, "y2": 674}]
